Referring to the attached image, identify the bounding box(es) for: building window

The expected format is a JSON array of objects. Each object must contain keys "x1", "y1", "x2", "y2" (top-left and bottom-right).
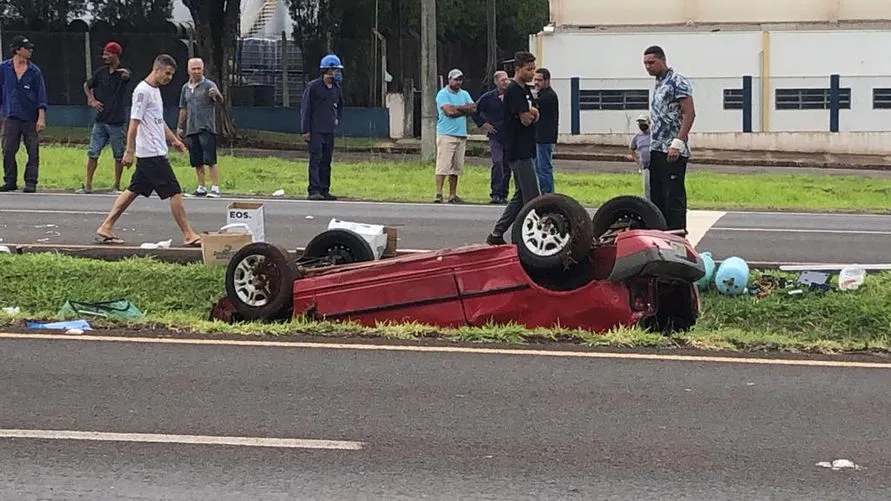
[
  {"x1": 775, "y1": 88, "x2": 851, "y2": 110},
  {"x1": 723, "y1": 89, "x2": 743, "y2": 110},
  {"x1": 873, "y1": 88, "x2": 891, "y2": 109},
  {"x1": 579, "y1": 89, "x2": 649, "y2": 110}
]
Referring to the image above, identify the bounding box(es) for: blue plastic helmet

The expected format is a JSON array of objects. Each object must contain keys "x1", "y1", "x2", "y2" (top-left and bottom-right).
[{"x1": 320, "y1": 54, "x2": 343, "y2": 69}]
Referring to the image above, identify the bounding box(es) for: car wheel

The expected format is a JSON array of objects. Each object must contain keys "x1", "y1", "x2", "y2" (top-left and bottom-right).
[
  {"x1": 511, "y1": 193, "x2": 595, "y2": 273},
  {"x1": 302, "y1": 229, "x2": 376, "y2": 266},
  {"x1": 591, "y1": 195, "x2": 667, "y2": 238},
  {"x1": 225, "y1": 242, "x2": 297, "y2": 322}
]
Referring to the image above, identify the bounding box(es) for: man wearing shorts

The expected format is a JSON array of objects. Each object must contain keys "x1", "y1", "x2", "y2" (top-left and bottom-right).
[
  {"x1": 95, "y1": 54, "x2": 201, "y2": 247},
  {"x1": 177, "y1": 57, "x2": 223, "y2": 198},
  {"x1": 79, "y1": 41, "x2": 130, "y2": 194},
  {"x1": 434, "y1": 68, "x2": 475, "y2": 203},
  {"x1": 486, "y1": 51, "x2": 541, "y2": 245}
]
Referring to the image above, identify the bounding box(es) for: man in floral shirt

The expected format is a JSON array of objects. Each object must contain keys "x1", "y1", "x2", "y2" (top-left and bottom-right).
[{"x1": 643, "y1": 45, "x2": 696, "y2": 232}]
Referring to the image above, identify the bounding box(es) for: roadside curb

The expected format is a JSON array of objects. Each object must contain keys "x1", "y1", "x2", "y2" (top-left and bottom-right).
[{"x1": 1, "y1": 243, "x2": 805, "y2": 270}]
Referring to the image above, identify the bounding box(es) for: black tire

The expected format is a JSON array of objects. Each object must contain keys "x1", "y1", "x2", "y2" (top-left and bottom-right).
[
  {"x1": 511, "y1": 193, "x2": 595, "y2": 273},
  {"x1": 225, "y1": 242, "x2": 296, "y2": 322},
  {"x1": 591, "y1": 195, "x2": 667, "y2": 238},
  {"x1": 302, "y1": 229, "x2": 376, "y2": 266}
]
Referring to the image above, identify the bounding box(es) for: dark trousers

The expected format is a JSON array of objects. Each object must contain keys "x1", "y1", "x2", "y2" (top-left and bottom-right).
[
  {"x1": 2, "y1": 118, "x2": 39, "y2": 188},
  {"x1": 488, "y1": 136, "x2": 511, "y2": 199},
  {"x1": 648, "y1": 150, "x2": 688, "y2": 231},
  {"x1": 307, "y1": 132, "x2": 335, "y2": 195},
  {"x1": 492, "y1": 158, "x2": 541, "y2": 236}
]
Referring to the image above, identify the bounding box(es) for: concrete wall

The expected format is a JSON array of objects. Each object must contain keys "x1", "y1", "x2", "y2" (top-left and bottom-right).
[
  {"x1": 550, "y1": 0, "x2": 891, "y2": 26},
  {"x1": 529, "y1": 27, "x2": 891, "y2": 152},
  {"x1": 45, "y1": 105, "x2": 391, "y2": 138}
]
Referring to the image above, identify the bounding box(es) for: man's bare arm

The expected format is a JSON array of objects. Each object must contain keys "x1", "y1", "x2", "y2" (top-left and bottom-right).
[{"x1": 678, "y1": 96, "x2": 696, "y2": 141}]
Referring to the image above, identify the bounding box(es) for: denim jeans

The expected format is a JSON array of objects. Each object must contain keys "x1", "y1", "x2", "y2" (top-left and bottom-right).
[{"x1": 535, "y1": 143, "x2": 555, "y2": 194}]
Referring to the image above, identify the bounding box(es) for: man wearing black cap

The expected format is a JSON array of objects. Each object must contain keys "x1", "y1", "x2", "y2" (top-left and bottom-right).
[{"x1": 0, "y1": 35, "x2": 47, "y2": 193}]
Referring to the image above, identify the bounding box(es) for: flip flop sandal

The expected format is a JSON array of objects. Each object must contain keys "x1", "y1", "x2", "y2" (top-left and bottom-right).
[
  {"x1": 94, "y1": 234, "x2": 125, "y2": 245},
  {"x1": 184, "y1": 238, "x2": 202, "y2": 247}
]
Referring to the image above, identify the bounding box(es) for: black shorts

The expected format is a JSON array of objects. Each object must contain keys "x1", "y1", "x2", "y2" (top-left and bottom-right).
[
  {"x1": 186, "y1": 131, "x2": 218, "y2": 167},
  {"x1": 128, "y1": 156, "x2": 183, "y2": 200}
]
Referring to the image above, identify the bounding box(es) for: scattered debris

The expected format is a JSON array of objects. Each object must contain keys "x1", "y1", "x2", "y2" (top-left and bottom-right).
[
  {"x1": 45, "y1": 231, "x2": 61, "y2": 237},
  {"x1": 66, "y1": 328, "x2": 85, "y2": 335},
  {"x1": 1, "y1": 307, "x2": 21, "y2": 315},
  {"x1": 839, "y1": 266, "x2": 866, "y2": 291},
  {"x1": 305, "y1": 215, "x2": 314, "y2": 220},
  {"x1": 58, "y1": 299, "x2": 144, "y2": 320},
  {"x1": 816, "y1": 459, "x2": 862, "y2": 471},
  {"x1": 25, "y1": 319, "x2": 93, "y2": 331},
  {"x1": 0, "y1": 245, "x2": 10, "y2": 253},
  {"x1": 36, "y1": 238, "x2": 49, "y2": 242},
  {"x1": 35, "y1": 224, "x2": 58, "y2": 229},
  {"x1": 139, "y1": 239, "x2": 172, "y2": 249},
  {"x1": 272, "y1": 189, "x2": 285, "y2": 197}
]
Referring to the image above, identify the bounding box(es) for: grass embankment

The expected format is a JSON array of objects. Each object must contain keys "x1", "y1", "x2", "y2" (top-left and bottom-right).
[
  {"x1": 15, "y1": 145, "x2": 891, "y2": 213},
  {"x1": 1, "y1": 254, "x2": 890, "y2": 354}
]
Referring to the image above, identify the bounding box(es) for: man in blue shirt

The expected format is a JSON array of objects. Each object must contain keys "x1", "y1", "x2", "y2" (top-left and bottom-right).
[
  {"x1": 0, "y1": 36, "x2": 47, "y2": 193},
  {"x1": 301, "y1": 54, "x2": 345, "y2": 201},
  {"x1": 644, "y1": 45, "x2": 696, "y2": 232},
  {"x1": 434, "y1": 68, "x2": 475, "y2": 203},
  {"x1": 472, "y1": 70, "x2": 511, "y2": 204}
]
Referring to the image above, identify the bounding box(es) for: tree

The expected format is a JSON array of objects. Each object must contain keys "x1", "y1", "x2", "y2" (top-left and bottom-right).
[
  {"x1": 0, "y1": 0, "x2": 88, "y2": 28},
  {"x1": 91, "y1": 0, "x2": 174, "y2": 29},
  {"x1": 181, "y1": 0, "x2": 240, "y2": 138},
  {"x1": 288, "y1": 0, "x2": 344, "y2": 85}
]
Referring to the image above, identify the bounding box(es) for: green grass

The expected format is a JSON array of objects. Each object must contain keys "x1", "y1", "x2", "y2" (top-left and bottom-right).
[
  {"x1": 1, "y1": 253, "x2": 890, "y2": 354},
  {"x1": 18, "y1": 145, "x2": 891, "y2": 213},
  {"x1": 39, "y1": 126, "x2": 385, "y2": 151}
]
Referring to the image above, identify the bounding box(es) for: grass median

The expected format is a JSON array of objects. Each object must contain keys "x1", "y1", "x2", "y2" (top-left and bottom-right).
[
  {"x1": 1, "y1": 253, "x2": 889, "y2": 354},
  {"x1": 15, "y1": 145, "x2": 891, "y2": 213}
]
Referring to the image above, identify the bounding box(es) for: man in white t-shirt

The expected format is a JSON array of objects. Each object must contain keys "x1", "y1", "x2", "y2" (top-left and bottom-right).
[{"x1": 94, "y1": 54, "x2": 201, "y2": 246}]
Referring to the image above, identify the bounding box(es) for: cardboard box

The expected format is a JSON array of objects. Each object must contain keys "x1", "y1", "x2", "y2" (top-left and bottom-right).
[
  {"x1": 201, "y1": 231, "x2": 254, "y2": 266},
  {"x1": 227, "y1": 201, "x2": 265, "y2": 242}
]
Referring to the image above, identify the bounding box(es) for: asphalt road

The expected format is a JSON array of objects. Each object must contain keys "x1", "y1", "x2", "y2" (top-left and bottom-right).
[
  {"x1": 2, "y1": 192, "x2": 891, "y2": 264},
  {"x1": 0, "y1": 335, "x2": 888, "y2": 500}
]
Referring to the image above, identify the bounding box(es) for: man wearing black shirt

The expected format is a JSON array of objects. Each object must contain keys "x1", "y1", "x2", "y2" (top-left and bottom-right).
[
  {"x1": 486, "y1": 51, "x2": 541, "y2": 245},
  {"x1": 79, "y1": 41, "x2": 131, "y2": 194},
  {"x1": 533, "y1": 68, "x2": 558, "y2": 194}
]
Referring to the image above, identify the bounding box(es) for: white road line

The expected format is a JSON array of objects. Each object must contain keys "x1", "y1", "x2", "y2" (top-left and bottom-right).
[
  {"x1": 0, "y1": 332, "x2": 888, "y2": 369},
  {"x1": 712, "y1": 227, "x2": 891, "y2": 235},
  {"x1": 686, "y1": 210, "x2": 726, "y2": 248},
  {"x1": 0, "y1": 429, "x2": 364, "y2": 450},
  {"x1": 0, "y1": 209, "x2": 108, "y2": 215}
]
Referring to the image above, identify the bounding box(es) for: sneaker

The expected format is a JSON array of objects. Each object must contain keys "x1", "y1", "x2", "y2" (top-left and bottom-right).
[
  {"x1": 434, "y1": 194, "x2": 443, "y2": 203},
  {"x1": 193, "y1": 187, "x2": 207, "y2": 197},
  {"x1": 0, "y1": 185, "x2": 17, "y2": 192},
  {"x1": 307, "y1": 193, "x2": 325, "y2": 201},
  {"x1": 486, "y1": 233, "x2": 506, "y2": 245},
  {"x1": 207, "y1": 187, "x2": 220, "y2": 198},
  {"x1": 75, "y1": 185, "x2": 93, "y2": 194},
  {"x1": 447, "y1": 196, "x2": 464, "y2": 204},
  {"x1": 23, "y1": 185, "x2": 36, "y2": 193},
  {"x1": 322, "y1": 193, "x2": 338, "y2": 201}
]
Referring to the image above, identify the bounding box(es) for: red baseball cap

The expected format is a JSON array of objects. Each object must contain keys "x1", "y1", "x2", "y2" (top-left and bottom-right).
[{"x1": 103, "y1": 42, "x2": 122, "y2": 55}]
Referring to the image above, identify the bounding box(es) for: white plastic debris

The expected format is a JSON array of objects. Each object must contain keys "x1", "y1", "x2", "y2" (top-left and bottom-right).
[
  {"x1": 305, "y1": 215, "x2": 314, "y2": 220},
  {"x1": 139, "y1": 239, "x2": 173, "y2": 249},
  {"x1": 272, "y1": 189, "x2": 285, "y2": 197},
  {"x1": 35, "y1": 224, "x2": 58, "y2": 229},
  {"x1": 1, "y1": 307, "x2": 21, "y2": 315},
  {"x1": 816, "y1": 459, "x2": 861, "y2": 471},
  {"x1": 0, "y1": 245, "x2": 10, "y2": 253},
  {"x1": 66, "y1": 328, "x2": 85, "y2": 335},
  {"x1": 37, "y1": 238, "x2": 49, "y2": 242}
]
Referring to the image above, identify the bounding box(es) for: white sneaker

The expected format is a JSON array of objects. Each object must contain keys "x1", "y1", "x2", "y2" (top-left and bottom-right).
[{"x1": 207, "y1": 186, "x2": 220, "y2": 198}]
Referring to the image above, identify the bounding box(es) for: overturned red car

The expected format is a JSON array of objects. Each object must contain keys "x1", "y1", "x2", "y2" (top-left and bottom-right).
[{"x1": 218, "y1": 194, "x2": 706, "y2": 334}]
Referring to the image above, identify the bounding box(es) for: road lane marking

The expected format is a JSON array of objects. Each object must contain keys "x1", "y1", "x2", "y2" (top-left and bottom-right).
[
  {"x1": 712, "y1": 227, "x2": 891, "y2": 235},
  {"x1": 0, "y1": 332, "x2": 888, "y2": 369},
  {"x1": 0, "y1": 429, "x2": 364, "y2": 450},
  {"x1": 686, "y1": 210, "x2": 726, "y2": 248},
  {"x1": 0, "y1": 209, "x2": 108, "y2": 215}
]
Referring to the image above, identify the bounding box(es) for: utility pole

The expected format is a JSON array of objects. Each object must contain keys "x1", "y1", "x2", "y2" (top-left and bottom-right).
[{"x1": 420, "y1": 0, "x2": 437, "y2": 161}]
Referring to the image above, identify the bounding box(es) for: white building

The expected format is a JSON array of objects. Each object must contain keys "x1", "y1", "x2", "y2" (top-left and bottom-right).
[{"x1": 529, "y1": 0, "x2": 891, "y2": 154}]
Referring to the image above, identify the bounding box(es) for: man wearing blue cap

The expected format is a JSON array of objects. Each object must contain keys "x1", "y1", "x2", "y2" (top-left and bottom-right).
[{"x1": 301, "y1": 54, "x2": 344, "y2": 201}]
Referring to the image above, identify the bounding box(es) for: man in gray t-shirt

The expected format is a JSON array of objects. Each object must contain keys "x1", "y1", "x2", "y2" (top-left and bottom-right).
[
  {"x1": 629, "y1": 114, "x2": 652, "y2": 200},
  {"x1": 177, "y1": 58, "x2": 223, "y2": 197}
]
